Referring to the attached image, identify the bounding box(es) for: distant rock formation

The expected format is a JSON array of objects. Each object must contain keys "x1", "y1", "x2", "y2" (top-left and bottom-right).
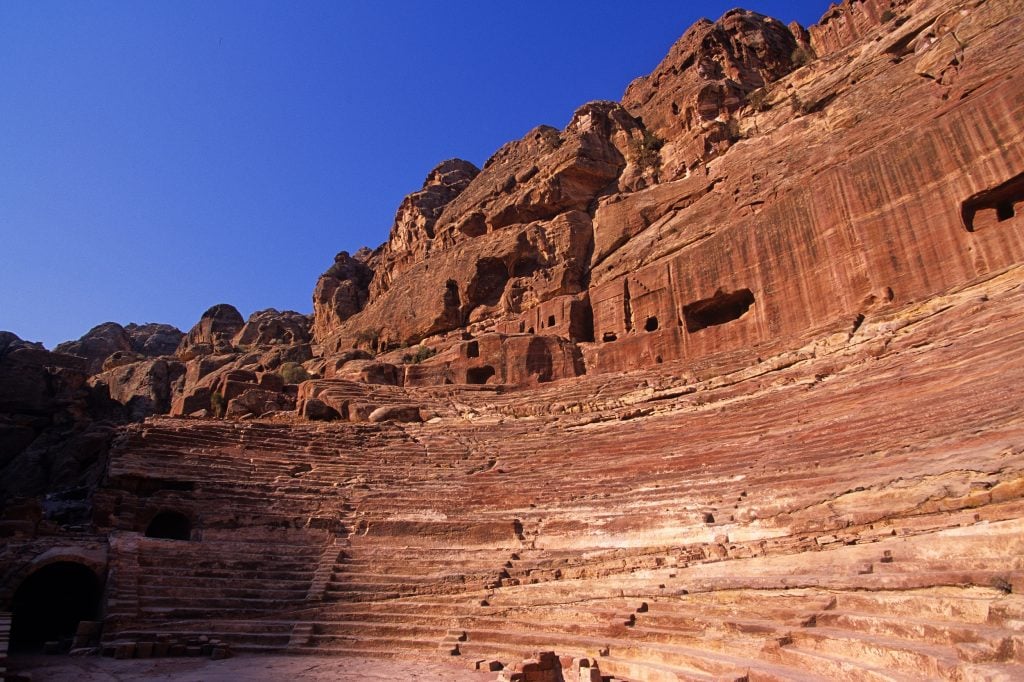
[
  {"x1": 0, "y1": 332, "x2": 115, "y2": 515},
  {"x1": 4, "y1": 3, "x2": 1024, "y2": 678},
  {"x1": 56, "y1": 322, "x2": 184, "y2": 375},
  {"x1": 176, "y1": 304, "x2": 246, "y2": 359}
]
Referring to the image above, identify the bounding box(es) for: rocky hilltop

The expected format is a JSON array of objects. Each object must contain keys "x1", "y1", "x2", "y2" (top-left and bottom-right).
[{"x1": 3, "y1": 0, "x2": 1024, "y2": 679}]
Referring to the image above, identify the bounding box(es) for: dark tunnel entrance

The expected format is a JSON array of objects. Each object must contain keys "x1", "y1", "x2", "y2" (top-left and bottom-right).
[
  {"x1": 145, "y1": 510, "x2": 192, "y2": 540},
  {"x1": 10, "y1": 561, "x2": 101, "y2": 652}
]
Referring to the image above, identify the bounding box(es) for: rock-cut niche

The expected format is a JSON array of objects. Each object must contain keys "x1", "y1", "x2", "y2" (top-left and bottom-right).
[
  {"x1": 683, "y1": 288, "x2": 755, "y2": 333},
  {"x1": 962, "y1": 172, "x2": 1024, "y2": 232},
  {"x1": 145, "y1": 510, "x2": 192, "y2": 540},
  {"x1": 467, "y1": 258, "x2": 510, "y2": 308}
]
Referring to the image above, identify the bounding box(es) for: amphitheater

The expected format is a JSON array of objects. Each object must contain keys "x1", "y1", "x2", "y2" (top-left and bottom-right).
[{"x1": 3, "y1": 0, "x2": 1024, "y2": 680}]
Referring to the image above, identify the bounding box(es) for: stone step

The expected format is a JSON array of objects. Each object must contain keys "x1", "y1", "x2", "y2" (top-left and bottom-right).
[
  {"x1": 294, "y1": 635, "x2": 440, "y2": 656},
  {"x1": 597, "y1": 655, "x2": 716, "y2": 682},
  {"x1": 814, "y1": 610, "x2": 1020, "y2": 652},
  {"x1": 108, "y1": 629, "x2": 291, "y2": 647},
  {"x1": 312, "y1": 620, "x2": 450, "y2": 640},
  {"x1": 788, "y1": 626, "x2": 963, "y2": 679},
  {"x1": 833, "y1": 588, "x2": 999, "y2": 623},
  {"x1": 769, "y1": 645, "x2": 923, "y2": 681},
  {"x1": 611, "y1": 641, "x2": 803, "y2": 679}
]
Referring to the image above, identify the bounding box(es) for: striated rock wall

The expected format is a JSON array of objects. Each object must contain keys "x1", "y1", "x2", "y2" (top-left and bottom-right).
[
  {"x1": 311, "y1": 250, "x2": 374, "y2": 345},
  {"x1": 5, "y1": 2, "x2": 1024, "y2": 676},
  {"x1": 585, "y1": 0, "x2": 1024, "y2": 374},
  {"x1": 621, "y1": 9, "x2": 802, "y2": 181},
  {"x1": 810, "y1": 0, "x2": 913, "y2": 57},
  {"x1": 309, "y1": 0, "x2": 1023, "y2": 388}
]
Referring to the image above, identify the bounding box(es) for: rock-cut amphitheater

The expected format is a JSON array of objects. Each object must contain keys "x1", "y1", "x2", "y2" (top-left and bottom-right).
[{"x1": 3, "y1": 0, "x2": 1024, "y2": 680}]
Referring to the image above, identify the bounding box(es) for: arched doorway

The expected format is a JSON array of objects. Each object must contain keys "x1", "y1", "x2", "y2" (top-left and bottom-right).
[
  {"x1": 10, "y1": 561, "x2": 101, "y2": 652},
  {"x1": 145, "y1": 510, "x2": 192, "y2": 540}
]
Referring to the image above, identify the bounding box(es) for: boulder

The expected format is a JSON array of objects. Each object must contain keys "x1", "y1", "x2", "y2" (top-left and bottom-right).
[
  {"x1": 91, "y1": 358, "x2": 186, "y2": 420},
  {"x1": 225, "y1": 387, "x2": 295, "y2": 419},
  {"x1": 177, "y1": 304, "x2": 245, "y2": 359},
  {"x1": 233, "y1": 309, "x2": 311, "y2": 348},
  {"x1": 102, "y1": 350, "x2": 145, "y2": 371},
  {"x1": 55, "y1": 322, "x2": 132, "y2": 375},
  {"x1": 333, "y1": 360, "x2": 401, "y2": 386},
  {"x1": 300, "y1": 397, "x2": 340, "y2": 422},
  {"x1": 367, "y1": 405, "x2": 423, "y2": 423},
  {"x1": 124, "y1": 323, "x2": 184, "y2": 357}
]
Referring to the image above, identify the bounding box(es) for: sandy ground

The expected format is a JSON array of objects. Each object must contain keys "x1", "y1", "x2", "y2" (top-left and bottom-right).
[{"x1": 7, "y1": 654, "x2": 498, "y2": 681}]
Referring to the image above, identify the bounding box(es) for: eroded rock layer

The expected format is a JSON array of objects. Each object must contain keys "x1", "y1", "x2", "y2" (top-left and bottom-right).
[
  {"x1": 3, "y1": 0, "x2": 1024, "y2": 679},
  {"x1": 4, "y1": 264, "x2": 1021, "y2": 678}
]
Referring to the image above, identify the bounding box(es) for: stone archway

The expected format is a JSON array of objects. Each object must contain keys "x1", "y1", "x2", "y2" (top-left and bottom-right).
[{"x1": 10, "y1": 561, "x2": 101, "y2": 652}]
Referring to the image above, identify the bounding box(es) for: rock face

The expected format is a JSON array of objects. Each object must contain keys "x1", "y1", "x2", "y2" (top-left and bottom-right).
[
  {"x1": 91, "y1": 359, "x2": 186, "y2": 422},
  {"x1": 233, "y1": 309, "x2": 310, "y2": 348},
  {"x1": 621, "y1": 9, "x2": 802, "y2": 180},
  {"x1": 311, "y1": 251, "x2": 374, "y2": 345},
  {"x1": 5, "y1": 1, "x2": 1024, "y2": 677},
  {"x1": 176, "y1": 304, "x2": 245, "y2": 359},
  {"x1": 0, "y1": 332, "x2": 115, "y2": 514},
  {"x1": 310, "y1": 0, "x2": 1024, "y2": 386},
  {"x1": 161, "y1": 306, "x2": 315, "y2": 419},
  {"x1": 55, "y1": 322, "x2": 131, "y2": 375},
  {"x1": 318, "y1": 101, "x2": 649, "y2": 353},
  {"x1": 369, "y1": 159, "x2": 480, "y2": 299},
  {"x1": 56, "y1": 322, "x2": 184, "y2": 375}
]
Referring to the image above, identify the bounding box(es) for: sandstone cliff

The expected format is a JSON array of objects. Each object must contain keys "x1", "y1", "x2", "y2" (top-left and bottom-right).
[
  {"x1": 303, "y1": 0, "x2": 1023, "y2": 397},
  {"x1": 5, "y1": 2, "x2": 1024, "y2": 678}
]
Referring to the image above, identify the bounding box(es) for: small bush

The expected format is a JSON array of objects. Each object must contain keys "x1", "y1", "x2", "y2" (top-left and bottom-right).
[
  {"x1": 403, "y1": 345, "x2": 437, "y2": 364},
  {"x1": 724, "y1": 118, "x2": 741, "y2": 141},
  {"x1": 791, "y1": 45, "x2": 815, "y2": 68},
  {"x1": 354, "y1": 328, "x2": 381, "y2": 352},
  {"x1": 880, "y1": 9, "x2": 896, "y2": 23},
  {"x1": 789, "y1": 93, "x2": 813, "y2": 116},
  {"x1": 210, "y1": 391, "x2": 225, "y2": 418},
  {"x1": 278, "y1": 362, "x2": 310, "y2": 384},
  {"x1": 632, "y1": 129, "x2": 664, "y2": 173},
  {"x1": 748, "y1": 88, "x2": 771, "y2": 112}
]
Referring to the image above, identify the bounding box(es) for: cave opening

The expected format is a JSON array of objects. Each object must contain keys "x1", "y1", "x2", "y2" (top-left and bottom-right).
[
  {"x1": 10, "y1": 562, "x2": 101, "y2": 652},
  {"x1": 683, "y1": 289, "x2": 755, "y2": 332},
  {"x1": 645, "y1": 316, "x2": 660, "y2": 332},
  {"x1": 145, "y1": 510, "x2": 192, "y2": 540},
  {"x1": 466, "y1": 366, "x2": 496, "y2": 385}
]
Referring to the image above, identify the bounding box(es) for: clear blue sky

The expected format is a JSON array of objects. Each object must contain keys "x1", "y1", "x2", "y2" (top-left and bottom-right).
[{"x1": 0, "y1": 1, "x2": 829, "y2": 349}]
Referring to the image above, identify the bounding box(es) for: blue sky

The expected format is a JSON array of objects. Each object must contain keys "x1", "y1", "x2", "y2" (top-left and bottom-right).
[{"x1": 0, "y1": 1, "x2": 829, "y2": 348}]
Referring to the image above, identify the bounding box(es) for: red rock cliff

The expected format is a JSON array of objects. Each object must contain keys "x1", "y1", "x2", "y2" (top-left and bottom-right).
[{"x1": 308, "y1": 0, "x2": 1022, "y2": 390}]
